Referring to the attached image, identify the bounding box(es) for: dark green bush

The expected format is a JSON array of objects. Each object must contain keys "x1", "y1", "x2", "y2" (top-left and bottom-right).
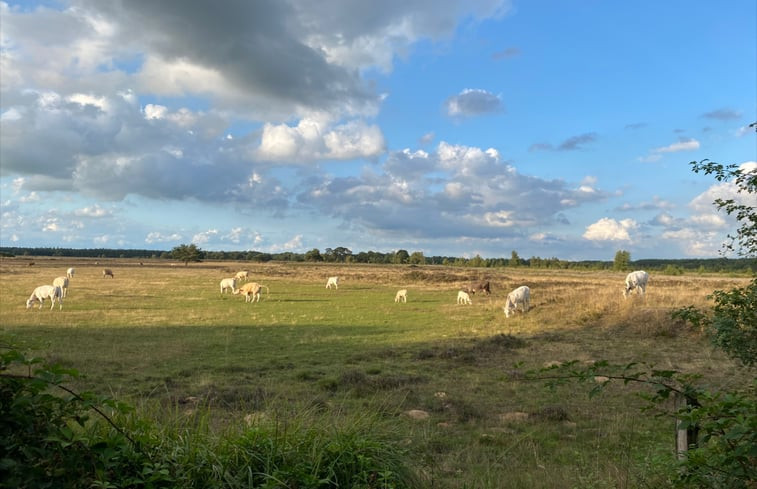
[{"x1": 0, "y1": 347, "x2": 176, "y2": 488}]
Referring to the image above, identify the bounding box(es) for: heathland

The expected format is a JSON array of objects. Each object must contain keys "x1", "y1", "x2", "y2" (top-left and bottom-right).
[{"x1": 1, "y1": 256, "x2": 752, "y2": 487}]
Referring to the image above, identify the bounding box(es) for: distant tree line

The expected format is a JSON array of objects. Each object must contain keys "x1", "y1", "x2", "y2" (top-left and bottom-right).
[{"x1": 1, "y1": 245, "x2": 753, "y2": 273}]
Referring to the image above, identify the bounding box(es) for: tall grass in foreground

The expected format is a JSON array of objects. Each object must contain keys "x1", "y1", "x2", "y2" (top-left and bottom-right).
[
  {"x1": 1, "y1": 345, "x2": 417, "y2": 488},
  {"x1": 134, "y1": 402, "x2": 418, "y2": 488}
]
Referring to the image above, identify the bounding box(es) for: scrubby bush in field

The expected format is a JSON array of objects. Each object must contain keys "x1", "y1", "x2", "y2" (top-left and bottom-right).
[{"x1": 1, "y1": 341, "x2": 415, "y2": 488}]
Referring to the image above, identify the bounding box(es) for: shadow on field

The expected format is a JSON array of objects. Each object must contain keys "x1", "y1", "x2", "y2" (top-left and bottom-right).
[{"x1": 269, "y1": 298, "x2": 330, "y2": 303}]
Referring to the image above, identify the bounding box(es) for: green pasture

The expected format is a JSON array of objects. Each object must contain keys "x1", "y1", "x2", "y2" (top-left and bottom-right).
[{"x1": 1, "y1": 259, "x2": 749, "y2": 487}]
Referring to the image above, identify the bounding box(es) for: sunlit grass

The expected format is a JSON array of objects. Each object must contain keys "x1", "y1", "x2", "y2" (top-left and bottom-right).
[{"x1": 1, "y1": 257, "x2": 751, "y2": 487}]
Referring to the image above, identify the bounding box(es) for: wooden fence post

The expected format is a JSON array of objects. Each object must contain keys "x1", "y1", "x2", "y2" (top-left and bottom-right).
[{"x1": 675, "y1": 392, "x2": 699, "y2": 459}]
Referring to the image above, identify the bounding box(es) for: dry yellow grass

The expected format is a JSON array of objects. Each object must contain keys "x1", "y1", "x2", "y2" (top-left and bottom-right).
[{"x1": 1, "y1": 255, "x2": 752, "y2": 488}]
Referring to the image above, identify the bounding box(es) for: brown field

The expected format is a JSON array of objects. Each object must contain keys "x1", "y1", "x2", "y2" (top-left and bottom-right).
[{"x1": 1, "y1": 255, "x2": 752, "y2": 488}]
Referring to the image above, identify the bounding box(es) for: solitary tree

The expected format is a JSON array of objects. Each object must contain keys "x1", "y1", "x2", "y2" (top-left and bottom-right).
[
  {"x1": 170, "y1": 243, "x2": 203, "y2": 265},
  {"x1": 613, "y1": 250, "x2": 631, "y2": 271}
]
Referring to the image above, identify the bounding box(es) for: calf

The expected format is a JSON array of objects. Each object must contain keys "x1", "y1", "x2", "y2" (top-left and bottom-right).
[
  {"x1": 395, "y1": 289, "x2": 408, "y2": 303},
  {"x1": 326, "y1": 276, "x2": 339, "y2": 289},
  {"x1": 457, "y1": 290, "x2": 472, "y2": 305},
  {"x1": 220, "y1": 277, "x2": 238, "y2": 294}
]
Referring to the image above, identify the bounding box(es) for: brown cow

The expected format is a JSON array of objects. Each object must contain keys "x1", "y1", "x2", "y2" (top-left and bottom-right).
[{"x1": 467, "y1": 280, "x2": 491, "y2": 295}]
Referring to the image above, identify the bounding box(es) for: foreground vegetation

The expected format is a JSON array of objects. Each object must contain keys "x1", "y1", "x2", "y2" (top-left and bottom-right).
[{"x1": 1, "y1": 257, "x2": 753, "y2": 487}]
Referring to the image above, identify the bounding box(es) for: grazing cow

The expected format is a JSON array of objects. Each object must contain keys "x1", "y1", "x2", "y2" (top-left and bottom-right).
[
  {"x1": 53, "y1": 276, "x2": 69, "y2": 298},
  {"x1": 26, "y1": 285, "x2": 63, "y2": 310},
  {"x1": 457, "y1": 290, "x2": 472, "y2": 305},
  {"x1": 503, "y1": 286, "x2": 530, "y2": 318},
  {"x1": 326, "y1": 276, "x2": 339, "y2": 289},
  {"x1": 102, "y1": 268, "x2": 114, "y2": 278},
  {"x1": 66, "y1": 267, "x2": 75, "y2": 278},
  {"x1": 220, "y1": 277, "x2": 238, "y2": 294},
  {"x1": 235, "y1": 282, "x2": 269, "y2": 303},
  {"x1": 395, "y1": 289, "x2": 408, "y2": 303},
  {"x1": 235, "y1": 271, "x2": 249, "y2": 282},
  {"x1": 624, "y1": 271, "x2": 649, "y2": 298},
  {"x1": 467, "y1": 280, "x2": 491, "y2": 296}
]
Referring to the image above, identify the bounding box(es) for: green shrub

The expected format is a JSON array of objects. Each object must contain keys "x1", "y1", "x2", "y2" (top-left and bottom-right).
[{"x1": 0, "y1": 346, "x2": 176, "y2": 488}]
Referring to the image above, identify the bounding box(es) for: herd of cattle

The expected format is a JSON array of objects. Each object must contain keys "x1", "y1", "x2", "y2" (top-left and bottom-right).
[{"x1": 25, "y1": 265, "x2": 650, "y2": 319}]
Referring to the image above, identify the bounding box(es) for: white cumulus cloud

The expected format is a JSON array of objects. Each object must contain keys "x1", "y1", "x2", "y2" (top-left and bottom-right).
[
  {"x1": 583, "y1": 217, "x2": 638, "y2": 242},
  {"x1": 258, "y1": 117, "x2": 385, "y2": 162}
]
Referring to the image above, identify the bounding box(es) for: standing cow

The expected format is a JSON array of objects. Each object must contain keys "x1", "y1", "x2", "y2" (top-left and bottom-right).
[{"x1": 467, "y1": 280, "x2": 491, "y2": 295}]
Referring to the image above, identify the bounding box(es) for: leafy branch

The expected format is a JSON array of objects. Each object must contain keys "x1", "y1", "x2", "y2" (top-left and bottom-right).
[{"x1": 526, "y1": 359, "x2": 700, "y2": 409}]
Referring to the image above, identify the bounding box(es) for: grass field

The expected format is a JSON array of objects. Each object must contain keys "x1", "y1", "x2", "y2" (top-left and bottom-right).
[{"x1": 1, "y1": 256, "x2": 752, "y2": 488}]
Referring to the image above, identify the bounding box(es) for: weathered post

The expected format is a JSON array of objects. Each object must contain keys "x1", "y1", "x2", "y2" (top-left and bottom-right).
[{"x1": 675, "y1": 392, "x2": 699, "y2": 459}]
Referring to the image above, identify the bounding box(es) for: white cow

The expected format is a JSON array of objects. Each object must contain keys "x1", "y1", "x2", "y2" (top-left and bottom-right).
[
  {"x1": 53, "y1": 276, "x2": 69, "y2": 298},
  {"x1": 326, "y1": 276, "x2": 339, "y2": 289},
  {"x1": 395, "y1": 289, "x2": 408, "y2": 303},
  {"x1": 503, "y1": 286, "x2": 530, "y2": 318},
  {"x1": 235, "y1": 271, "x2": 249, "y2": 282},
  {"x1": 457, "y1": 290, "x2": 472, "y2": 305},
  {"x1": 26, "y1": 285, "x2": 63, "y2": 310},
  {"x1": 624, "y1": 271, "x2": 649, "y2": 298},
  {"x1": 220, "y1": 277, "x2": 238, "y2": 294},
  {"x1": 66, "y1": 267, "x2": 75, "y2": 278}
]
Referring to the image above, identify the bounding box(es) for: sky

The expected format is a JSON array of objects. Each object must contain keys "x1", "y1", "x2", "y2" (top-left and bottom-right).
[{"x1": 1, "y1": 0, "x2": 755, "y2": 260}]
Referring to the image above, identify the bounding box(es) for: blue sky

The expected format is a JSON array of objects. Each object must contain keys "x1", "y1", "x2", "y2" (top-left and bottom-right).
[{"x1": 1, "y1": 0, "x2": 755, "y2": 260}]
